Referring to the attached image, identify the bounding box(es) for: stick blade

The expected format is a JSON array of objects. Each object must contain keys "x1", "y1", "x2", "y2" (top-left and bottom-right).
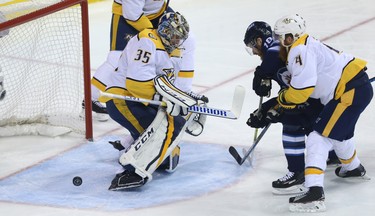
[
  {"x1": 230, "y1": 85, "x2": 246, "y2": 119},
  {"x1": 229, "y1": 146, "x2": 244, "y2": 165}
]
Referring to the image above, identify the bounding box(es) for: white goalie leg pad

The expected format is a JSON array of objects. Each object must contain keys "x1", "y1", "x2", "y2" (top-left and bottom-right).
[
  {"x1": 154, "y1": 75, "x2": 197, "y2": 107},
  {"x1": 118, "y1": 108, "x2": 196, "y2": 181}
]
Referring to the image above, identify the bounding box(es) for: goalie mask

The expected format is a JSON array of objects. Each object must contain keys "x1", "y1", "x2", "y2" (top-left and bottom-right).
[
  {"x1": 274, "y1": 14, "x2": 306, "y2": 47},
  {"x1": 157, "y1": 12, "x2": 189, "y2": 53}
]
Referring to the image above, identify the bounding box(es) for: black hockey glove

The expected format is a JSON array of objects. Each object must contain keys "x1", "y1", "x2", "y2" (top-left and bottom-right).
[
  {"x1": 266, "y1": 104, "x2": 284, "y2": 123},
  {"x1": 246, "y1": 109, "x2": 267, "y2": 128},
  {"x1": 253, "y1": 66, "x2": 272, "y2": 97},
  {"x1": 247, "y1": 97, "x2": 278, "y2": 128}
]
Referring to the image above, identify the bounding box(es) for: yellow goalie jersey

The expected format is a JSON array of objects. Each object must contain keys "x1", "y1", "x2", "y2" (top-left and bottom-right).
[
  {"x1": 103, "y1": 28, "x2": 193, "y2": 102},
  {"x1": 283, "y1": 34, "x2": 367, "y2": 105}
]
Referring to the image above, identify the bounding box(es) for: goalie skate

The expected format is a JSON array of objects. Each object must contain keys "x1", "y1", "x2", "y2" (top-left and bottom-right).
[
  {"x1": 80, "y1": 100, "x2": 109, "y2": 122},
  {"x1": 108, "y1": 169, "x2": 148, "y2": 191}
]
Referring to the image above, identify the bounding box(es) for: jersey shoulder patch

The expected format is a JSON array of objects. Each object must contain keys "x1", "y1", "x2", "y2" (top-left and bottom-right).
[{"x1": 138, "y1": 29, "x2": 165, "y2": 51}]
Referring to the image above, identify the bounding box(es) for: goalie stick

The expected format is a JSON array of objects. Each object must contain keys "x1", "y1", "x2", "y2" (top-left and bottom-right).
[
  {"x1": 229, "y1": 123, "x2": 271, "y2": 165},
  {"x1": 99, "y1": 85, "x2": 246, "y2": 119}
]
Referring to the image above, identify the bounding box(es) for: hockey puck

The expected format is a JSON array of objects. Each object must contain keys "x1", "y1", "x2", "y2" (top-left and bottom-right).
[{"x1": 73, "y1": 176, "x2": 82, "y2": 186}]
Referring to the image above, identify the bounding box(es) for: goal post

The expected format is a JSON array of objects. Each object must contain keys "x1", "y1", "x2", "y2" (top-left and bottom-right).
[{"x1": 0, "y1": 0, "x2": 93, "y2": 140}]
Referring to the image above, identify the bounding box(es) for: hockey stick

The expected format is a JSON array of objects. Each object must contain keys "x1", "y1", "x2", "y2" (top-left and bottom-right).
[
  {"x1": 229, "y1": 123, "x2": 271, "y2": 165},
  {"x1": 242, "y1": 96, "x2": 264, "y2": 164},
  {"x1": 99, "y1": 85, "x2": 246, "y2": 119},
  {"x1": 252, "y1": 96, "x2": 264, "y2": 141}
]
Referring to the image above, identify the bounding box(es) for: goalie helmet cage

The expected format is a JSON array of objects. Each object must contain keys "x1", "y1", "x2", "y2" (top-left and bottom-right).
[{"x1": 0, "y1": 0, "x2": 93, "y2": 140}]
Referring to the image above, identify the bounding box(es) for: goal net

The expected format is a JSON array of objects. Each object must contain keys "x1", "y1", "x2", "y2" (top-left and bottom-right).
[{"x1": 0, "y1": 0, "x2": 93, "y2": 139}]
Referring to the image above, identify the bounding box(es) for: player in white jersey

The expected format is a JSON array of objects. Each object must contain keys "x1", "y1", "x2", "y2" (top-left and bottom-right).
[
  {"x1": 89, "y1": 0, "x2": 197, "y2": 122},
  {"x1": 99, "y1": 12, "x2": 208, "y2": 190},
  {"x1": 88, "y1": 0, "x2": 170, "y2": 118},
  {"x1": 0, "y1": 11, "x2": 9, "y2": 101},
  {"x1": 273, "y1": 14, "x2": 373, "y2": 212}
]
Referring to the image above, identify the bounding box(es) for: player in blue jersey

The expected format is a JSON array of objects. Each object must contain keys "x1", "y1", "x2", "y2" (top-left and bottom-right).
[{"x1": 243, "y1": 21, "x2": 338, "y2": 195}]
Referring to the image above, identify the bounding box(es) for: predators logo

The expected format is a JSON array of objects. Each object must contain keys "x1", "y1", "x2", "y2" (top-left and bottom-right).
[{"x1": 162, "y1": 68, "x2": 175, "y2": 82}]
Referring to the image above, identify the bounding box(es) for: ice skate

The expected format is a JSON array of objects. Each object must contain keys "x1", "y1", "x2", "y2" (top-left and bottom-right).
[
  {"x1": 327, "y1": 150, "x2": 341, "y2": 166},
  {"x1": 108, "y1": 170, "x2": 148, "y2": 191},
  {"x1": 335, "y1": 164, "x2": 370, "y2": 180},
  {"x1": 81, "y1": 100, "x2": 109, "y2": 122},
  {"x1": 272, "y1": 171, "x2": 307, "y2": 195},
  {"x1": 108, "y1": 140, "x2": 125, "y2": 151},
  {"x1": 289, "y1": 186, "x2": 326, "y2": 213}
]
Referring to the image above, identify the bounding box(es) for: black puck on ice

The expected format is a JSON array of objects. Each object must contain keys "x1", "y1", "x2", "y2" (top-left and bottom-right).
[{"x1": 73, "y1": 176, "x2": 82, "y2": 186}]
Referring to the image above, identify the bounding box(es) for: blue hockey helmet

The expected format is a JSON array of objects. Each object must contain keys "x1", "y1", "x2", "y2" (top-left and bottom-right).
[{"x1": 243, "y1": 21, "x2": 272, "y2": 48}]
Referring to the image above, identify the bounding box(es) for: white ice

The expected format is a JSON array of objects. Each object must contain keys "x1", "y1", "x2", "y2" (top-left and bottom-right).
[{"x1": 1, "y1": 0, "x2": 375, "y2": 215}]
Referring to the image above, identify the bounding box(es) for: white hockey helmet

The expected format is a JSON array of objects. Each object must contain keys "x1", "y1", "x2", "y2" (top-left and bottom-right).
[{"x1": 274, "y1": 14, "x2": 306, "y2": 47}]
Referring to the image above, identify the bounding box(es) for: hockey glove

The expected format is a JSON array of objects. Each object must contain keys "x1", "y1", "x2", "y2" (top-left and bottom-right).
[
  {"x1": 266, "y1": 104, "x2": 284, "y2": 123},
  {"x1": 165, "y1": 100, "x2": 188, "y2": 116},
  {"x1": 246, "y1": 109, "x2": 268, "y2": 128},
  {"x1": 253, "y1": 66, "x2": 272, "y2": 97},
  {"x1": 247, "y1": 97, "x2": 279, "y2": 127}
]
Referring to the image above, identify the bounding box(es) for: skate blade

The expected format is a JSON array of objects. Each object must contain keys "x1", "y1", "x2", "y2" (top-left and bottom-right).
[
  {"x1": 289, "y1": 200, "x2": 326, "y2": 213},
  {"x1": 272, "y1": 184, "x2": 308, "y2": 195},
  {"x1": 343, "y1": 174, "x2": 372, "y2": 181}
]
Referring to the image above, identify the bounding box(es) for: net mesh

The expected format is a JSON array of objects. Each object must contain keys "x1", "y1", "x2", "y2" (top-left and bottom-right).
[{"x1": 0, "y1": 0, "x2": 86, "y2": 136}]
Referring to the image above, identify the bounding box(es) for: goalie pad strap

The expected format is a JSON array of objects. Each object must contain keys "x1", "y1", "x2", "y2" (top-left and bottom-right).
[{"x1": 154, "y1": 75, "x2": 197, "y2": 107}]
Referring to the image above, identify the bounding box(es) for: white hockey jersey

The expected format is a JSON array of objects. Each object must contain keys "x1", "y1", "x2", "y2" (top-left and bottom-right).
[
  {"x1": 101, "y1": 28, "x2": 194, "y2": 103},
  {"x1": 283, "y1": 34, "x2": 367, "y2": 105},
  {"x1": 112, "y1": 0, "x2": 167, "y2": 31}
]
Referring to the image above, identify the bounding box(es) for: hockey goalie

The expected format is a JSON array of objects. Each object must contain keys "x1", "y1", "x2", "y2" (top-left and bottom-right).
[{"x1": 98, "y1": 12, "x2": 208, "y2": 190}]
